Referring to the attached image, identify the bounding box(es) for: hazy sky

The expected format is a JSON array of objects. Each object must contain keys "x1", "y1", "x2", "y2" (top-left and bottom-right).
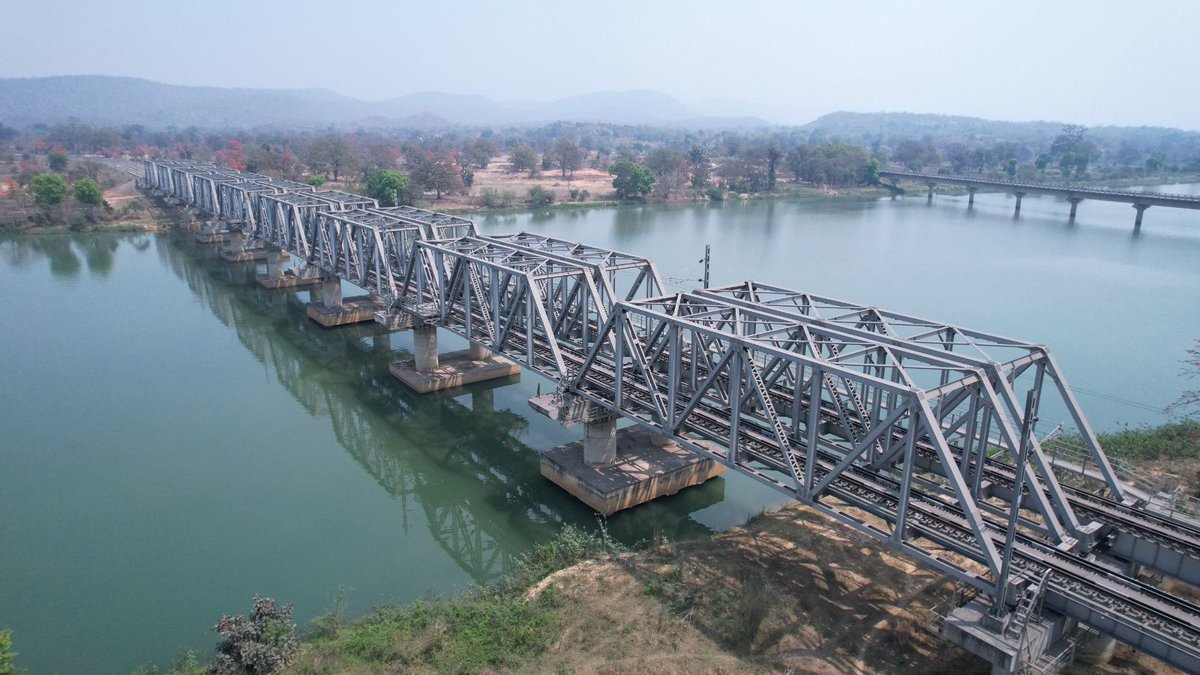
[{"x1": 2, "y1": 0, "x2": 1198, "y2": 128}]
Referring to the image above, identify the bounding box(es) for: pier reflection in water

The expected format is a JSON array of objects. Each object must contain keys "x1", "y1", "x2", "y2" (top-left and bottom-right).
[
  {"x1": 157, "y1": 232, "x2": 732, "y2": 581},
  {"x1": 0, "y1": 232, "x2": 769, "y2": 674}
]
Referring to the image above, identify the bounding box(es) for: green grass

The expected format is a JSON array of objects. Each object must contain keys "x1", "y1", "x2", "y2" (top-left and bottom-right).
[
  {"x1": 1096, "y1": 419, "x2": 1200, "y2": 462},
  {"x1": 292, "y1": 525, "x2": 625, "y2": 673}
]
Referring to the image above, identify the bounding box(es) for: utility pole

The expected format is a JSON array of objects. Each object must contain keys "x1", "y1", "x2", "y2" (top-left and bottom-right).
[{"x1": 699, "y1": 244, "x2": 711, "y2": 289}]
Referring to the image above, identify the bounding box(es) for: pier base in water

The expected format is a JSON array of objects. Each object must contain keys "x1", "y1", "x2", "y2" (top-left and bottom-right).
[
  {"x1": 256, "y1": 269, "x2": 326, "y2": 290},
  {"x1": 389, "y1": 347, "x2": 521, "y2": 394},
  {"x1": 539, "y1": 427, "x2": 724, "y2": 516},
  {"x1": 221, "y1": 246, "x2": 285, "y2": 263},
  {"x1": 306, "y1": 295, "x2": 386, "y2": 327},
  {"x1": 195, "y1": 230, "x2": 230, "y2": 244}
]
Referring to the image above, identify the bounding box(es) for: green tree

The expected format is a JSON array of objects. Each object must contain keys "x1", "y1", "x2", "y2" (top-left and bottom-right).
[
  {"x1": 411, "y1": 153, "x2": 463, "y2": 200},
  {"x1": 31, "y1": 173, "x2": 68, "y2": 208},
  {"x1": 766, "y1": 145, "x2": 783, "y2": 191},
  {"x1": 468, "y1": 138, "x2": 500, "y2": 169},
  {"x1": 553, "y1": 137, "x2": 582, "y2": 178},
  {"x1": 74, "y1": 177, "x2": 103, "y2": 206},
  {"x1": 1145, "y1": 151, "x2": 1165, "y2": 174},
  {"x1": 860, "y1": 157, "x2": 880, "y2": 185},
  {"x1": 892, "y1": 139, "x2": 940, "y2": 171},
  {"x1": 1050, "y1": 125, "x2": 1094, "y2": 179},
  {"x1": 689, "y1": 144, "x2": 711, "y2": 188},
  {"x1": 508, "y1": 143, "x2": 539, "y2": 175},
  {"x1": 1035, "y1": 154, "x2": 1051, "y2": 178},
  {"x1": 48, "y1": 150, "x2": 68, "y2": 172},
  {"x1": 609, "y1": 160, "x2": 655, "y2": 201},
  {"x1": 365, "y1": 170, "x2": 410, "y2": 207},
  {"x1": 306, "y1": 175, "x2": 326, "y2": 187},
  {"x1": 0, "y1": 629, "x2": 14, "y2": 675}
]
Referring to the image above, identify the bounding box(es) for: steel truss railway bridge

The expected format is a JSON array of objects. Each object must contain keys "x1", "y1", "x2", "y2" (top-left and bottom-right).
[
  {"x1": 880, "y1": 169, "x2": 1200, "y2": 231},
  {"x1": 141, "y1": 158, "x2": 1200, "y2": 673}
]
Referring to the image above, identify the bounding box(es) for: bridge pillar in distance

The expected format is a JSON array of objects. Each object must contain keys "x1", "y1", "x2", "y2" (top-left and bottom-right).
[
  {"x1": 390, "y1": 328, "x2": 520, "y2": 394},
  {"x1": 1013, "y1": 191, "x2": 1027, "y2": 217},
  {"x1": 1068, "y1": 197, "x2": 1082, "y2": 221},
  {"x1": 195, "y1": 219, "x2": 229, "y2": 244},
  {"x1": 967, "y1": 186, "x2": 977, "y2": 207},
  {"x1": 257, "y1": 250, "x2": 323, "y2": 290},
  {"x1": 1133, "y1": 203, "x2": 1150, "y2": 232},
  {"x1": 927, "y1": 182, "x2": 936, "y2": 201}
]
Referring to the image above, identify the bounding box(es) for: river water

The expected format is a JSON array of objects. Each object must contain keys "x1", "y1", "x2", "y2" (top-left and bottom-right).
[{"x1": 1, "y1": 185, "x2": 1197, "y2": 672}]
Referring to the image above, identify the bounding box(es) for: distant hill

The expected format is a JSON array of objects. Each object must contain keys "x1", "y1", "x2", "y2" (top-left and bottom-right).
[
  {"x1": 800, "y1": 111, "x2": 1200, "y2": 151},
  {"x1": 0, "y1": 76, "x2": 768, "y2": 129},
  {"x1": 802, "y1": 111, "x2": 1065, "y2": 144}
]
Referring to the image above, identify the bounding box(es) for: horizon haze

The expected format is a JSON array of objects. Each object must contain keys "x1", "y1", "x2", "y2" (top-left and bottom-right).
[{"x1": 1, "y1": 0, "x2": 1198, "y2": 129}]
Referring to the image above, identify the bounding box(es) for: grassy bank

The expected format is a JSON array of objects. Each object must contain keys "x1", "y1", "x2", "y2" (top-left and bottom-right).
[
  {"x1": 127, "y1": 423, "x2": 1199, "y2": 674},
  {"x1": 1098, "y1": 419, "x2": 1200, "y2": 463}
]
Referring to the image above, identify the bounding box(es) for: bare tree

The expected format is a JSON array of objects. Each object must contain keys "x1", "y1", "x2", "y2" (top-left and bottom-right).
[{"x1": 1169, "y1": 339, "x2": 1200, "y2": 417}]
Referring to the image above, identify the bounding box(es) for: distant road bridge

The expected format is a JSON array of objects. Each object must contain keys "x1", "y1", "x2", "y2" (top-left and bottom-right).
[
  {"x1": 880, "y1": 169, "x2": 1200, "y2": 231},
  {"x1": 139, "y1": 158, "x2": 1200, "y2": 673}
]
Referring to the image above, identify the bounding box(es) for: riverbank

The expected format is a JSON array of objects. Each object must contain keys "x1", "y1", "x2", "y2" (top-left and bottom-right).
[
  {"x1": 123, "y1": 421, "x2": 1196, "y2": 675},
  {"x1": 429, "y1": 182, "x2": 893, "y2": 216},
  {"x1": 276, "y1": 505, "x2": 983, "y2": 674}
]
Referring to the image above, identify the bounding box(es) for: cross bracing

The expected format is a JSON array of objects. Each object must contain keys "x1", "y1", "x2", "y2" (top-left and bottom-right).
[
  {"x1": 700, "y1": 281, "x2": 1125, "y2": 500},
  {"x1": 140, "y1": 158, "x2": 1200, "y2": 671}
]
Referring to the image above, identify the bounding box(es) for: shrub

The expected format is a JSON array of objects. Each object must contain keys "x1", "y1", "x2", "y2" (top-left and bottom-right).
[
  {"x1": 527, "y1": 185, "x2": 554, "y2": 208},
  {"x1": 306, "y1": 175, "x2": 326, "y2": 187},
  {"x1": 479, "y1": 188, "x2": 514, "y2": 209},
  {"x1": 75, "y1": 177, "x2": 103, "y2": 206},
  {"x1": 0, "y1": 629, "x2": 15, "y2": 675},
  {"x1": 210, "y1": 596, "x2": 298, "y2": 674},
  {"x1": 31, "y1": 173, "x2": 68, "y2": 208}
]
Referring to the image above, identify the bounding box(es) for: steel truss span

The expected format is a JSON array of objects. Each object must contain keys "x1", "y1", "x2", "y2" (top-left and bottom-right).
[{"x1": 142, "y1": 159, "x2": 1200, "y2": 672}]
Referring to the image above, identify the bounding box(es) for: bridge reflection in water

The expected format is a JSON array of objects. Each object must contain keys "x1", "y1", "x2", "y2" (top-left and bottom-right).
[{"x1": 151, "y1": 232, "x2": 724, "y2": 584}]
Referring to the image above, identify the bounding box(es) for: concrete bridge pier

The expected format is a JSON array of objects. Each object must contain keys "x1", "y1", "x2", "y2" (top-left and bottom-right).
[
  {"x1": 256, "y1": 250, "x2": 323, "y2": 290},
  {"x1": 1133, "y1": 203, "x2": 1150, "y2": 232},
  {"x1": 305, "y1": 277, "x2": 388, "y2": 327},
  {"x1": 967, "y1": 186, "x2": 977, "y2": 208},
  {"x1": 1013, "y1": 191, "x2": 1027, "y2": 218},
  {"x1": 389, "y1": 327, "x2": 520, "y2": 394},
  {"x1": 221, "y1": 232, "x2": 279, "y2": 263},
  {"x1": 194, "y1": 220, "x2": 229, "y2": 244},
  {"x1": 583, "y1": 416, "x2": 619, "y2": 466},
  {"x1": 1068, "y1": 197, "x2": 1083, "y2": 221},
  {"x1": 530, "y1": 393, "x2": 724, "y2": 516}
]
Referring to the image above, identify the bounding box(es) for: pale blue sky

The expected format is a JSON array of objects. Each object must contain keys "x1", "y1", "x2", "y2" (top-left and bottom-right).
[{"x1": 2, "y1": 0, "x2": 1197, "y2": 128}]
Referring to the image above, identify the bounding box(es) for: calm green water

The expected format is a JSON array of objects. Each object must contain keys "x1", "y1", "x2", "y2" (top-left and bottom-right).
[{"x1": 1, "y1": 187, "x2": 1198, "y2": 672}]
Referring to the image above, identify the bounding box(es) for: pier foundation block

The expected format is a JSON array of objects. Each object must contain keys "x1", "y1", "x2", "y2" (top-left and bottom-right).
[
  {"x1": 540, "y1": 427, "x2": 724, "y2": 516},
  {"x1": 306, "y1": 279, "x2": 386, "y2": 327},
  {"x1": 390, "y1": 327, "x2": 520, "y2": 393},
  {"x1": 942, "y1": 600, "x2": 1075, "y2": 674},
  {"x1": 256, "y1": 266, "x2": 325, "y2": 290},
  {"x1": 222, "y1": 245, "x2": 285, "y2": 263},
  {"x1": 389, "y1": 346, "x2": 521, "y2": 394}
]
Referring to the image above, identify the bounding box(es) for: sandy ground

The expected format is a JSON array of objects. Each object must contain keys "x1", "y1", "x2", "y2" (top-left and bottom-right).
[
  {"x1": 434, "y1": 155, "x2": 618, "y2": 210},
  {"x1": 523, "y1": 503, "x2": 1180, "y2": 674}
]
